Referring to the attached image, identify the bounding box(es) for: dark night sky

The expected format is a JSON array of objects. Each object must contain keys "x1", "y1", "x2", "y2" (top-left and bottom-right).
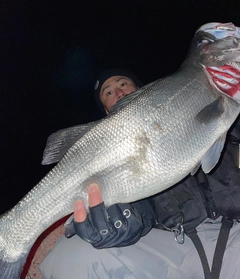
[{"x1": 1, "y1": 0, "x2": 240, "y2": 214}]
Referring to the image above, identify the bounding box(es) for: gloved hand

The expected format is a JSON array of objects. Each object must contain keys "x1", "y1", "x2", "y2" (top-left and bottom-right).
[{"x1": 73, "y1": 199, "x2": 156, "y2": 249}]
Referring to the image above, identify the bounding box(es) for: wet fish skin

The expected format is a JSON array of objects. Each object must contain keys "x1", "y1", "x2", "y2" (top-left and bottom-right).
[{"x1": 1, "y1": 22, "x2": 240, "y2": 278}]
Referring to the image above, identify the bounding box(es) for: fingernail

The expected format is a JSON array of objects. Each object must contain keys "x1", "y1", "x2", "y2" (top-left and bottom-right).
[
  {"x1": 88, "y1": 183, "x2": 99, "y2": 193},
  {"x1": 74, "y1": 200, "x2": 84, "y2": 211}
]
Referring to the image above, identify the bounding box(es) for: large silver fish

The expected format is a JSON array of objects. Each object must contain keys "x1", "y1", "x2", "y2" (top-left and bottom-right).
[{"x1": 1, "y1": 22, "x2": 240, "y2": 278}]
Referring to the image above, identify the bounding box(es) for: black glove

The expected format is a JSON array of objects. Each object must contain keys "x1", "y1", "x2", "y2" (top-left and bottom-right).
[{"x1": 73, "y1": 199, "x2": 156, "y2": 249}]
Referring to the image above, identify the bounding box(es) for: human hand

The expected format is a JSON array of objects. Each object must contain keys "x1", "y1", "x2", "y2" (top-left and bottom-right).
[
  {"x1": 73, "y1": 183, "x2": 155, "y2": 249},
  {"x1": 74, "y1": 183, "x2": 103, "y2": 223}
]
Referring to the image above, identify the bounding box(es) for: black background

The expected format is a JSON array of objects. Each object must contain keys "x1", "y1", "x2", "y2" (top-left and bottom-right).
[{"x1": 1, "y1": 0, "x2": 240, "y2": 214}]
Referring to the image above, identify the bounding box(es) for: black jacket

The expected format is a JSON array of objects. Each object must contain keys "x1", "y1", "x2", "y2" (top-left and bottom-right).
[{"x1": 152, "y1": 118, "x2": 240, "y2": 234}]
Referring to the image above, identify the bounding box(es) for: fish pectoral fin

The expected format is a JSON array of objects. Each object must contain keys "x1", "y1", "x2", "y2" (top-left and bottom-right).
[
  {"x1": 64, "y1": 214, "x2": 76, "y2": 238},
  {"x1": 41, "y1": 121, "x2": 99, "y2": 165},
  {"x1": 195, "y1": 97, "x2": 224, "y2": 124},
  {"x1": 201, "y1": 132, "x2": 227, "y2": 173},
  {"x1": 190, "y1": 163, "x2": 201, "y2": 175}
]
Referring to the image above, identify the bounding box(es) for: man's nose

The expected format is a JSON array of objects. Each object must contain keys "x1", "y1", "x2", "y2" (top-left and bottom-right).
[{"x1": 116, "y1": 88, "x2": 125, "y2": 99}]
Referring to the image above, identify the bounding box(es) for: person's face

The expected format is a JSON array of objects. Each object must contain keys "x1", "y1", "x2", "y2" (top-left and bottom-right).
[{"x1": 99, "y1": 76, "x2": 138, "y2": 114}]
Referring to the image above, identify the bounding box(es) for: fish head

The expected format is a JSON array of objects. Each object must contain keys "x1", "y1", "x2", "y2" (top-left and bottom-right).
[
  {"x1": 186, "y1": 22, "x2": 240, "y2": 68},
  {"x1": 183, "y1": 22, "x2": 240, "y2": 102}
]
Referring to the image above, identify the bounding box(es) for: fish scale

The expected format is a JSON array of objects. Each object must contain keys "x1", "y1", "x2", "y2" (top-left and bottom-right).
[{"x1": 1, "y1": 22, "x2": 240, "y2": 278}]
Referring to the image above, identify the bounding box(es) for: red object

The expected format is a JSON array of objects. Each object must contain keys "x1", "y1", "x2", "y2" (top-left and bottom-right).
[{"x1": 20, "y1": 214, "x2": 72, "y2": 279}]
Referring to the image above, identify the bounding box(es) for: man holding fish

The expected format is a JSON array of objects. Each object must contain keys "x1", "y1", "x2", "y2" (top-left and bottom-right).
[
  {"x1": 40, "y1": 66, "x2": 240, "y2": 279},
  {"x1": 1, "y1": 22, "x2": 240, "y2": 279}
]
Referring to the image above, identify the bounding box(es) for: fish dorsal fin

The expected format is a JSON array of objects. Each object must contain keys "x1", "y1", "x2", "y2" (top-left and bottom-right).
[
  {"x1": 41, "y1": 121, "x2": 99, "y2": 165},
  {"x1": 201, "y1": 132, "x2": 227, "y2": 173},
  {"x1": 110, "y1": 81, "x2": 157, "y2": 113},
  {"x1": 195, "y1": 97, "x2": 224, "y2": 124}
]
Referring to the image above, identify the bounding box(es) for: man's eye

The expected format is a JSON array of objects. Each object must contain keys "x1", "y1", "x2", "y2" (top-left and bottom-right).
[
  {"x1": 120, "y1": 82, "x2": 127, "y2": 88},
  {"x1": 106, "y1": 91, "x2": 112, "y2": 96}
]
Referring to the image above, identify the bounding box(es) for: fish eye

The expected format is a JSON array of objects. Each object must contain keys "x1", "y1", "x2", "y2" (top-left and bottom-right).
[{"x1": 201, "y1": 39, "x2": 211, "y2": 44}]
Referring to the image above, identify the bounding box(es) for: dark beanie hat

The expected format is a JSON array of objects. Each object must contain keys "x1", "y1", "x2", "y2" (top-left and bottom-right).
[{"x1": 94, "y1": 68, "x2": 143, "y2": 114}]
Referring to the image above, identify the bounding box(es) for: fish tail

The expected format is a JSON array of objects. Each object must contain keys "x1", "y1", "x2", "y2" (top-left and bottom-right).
[{"x1": 0, "y1": 255, "x2": 27, "y2": 279}]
